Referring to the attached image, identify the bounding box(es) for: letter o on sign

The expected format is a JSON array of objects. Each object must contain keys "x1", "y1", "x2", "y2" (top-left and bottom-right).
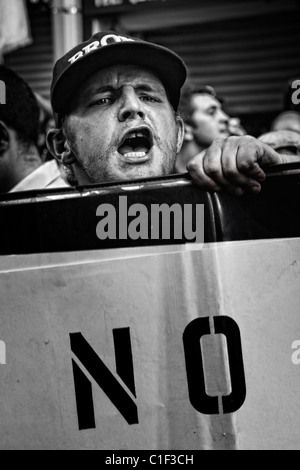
[{"x1": 183, "y1": 316, "x2": 246, "y2": 414}]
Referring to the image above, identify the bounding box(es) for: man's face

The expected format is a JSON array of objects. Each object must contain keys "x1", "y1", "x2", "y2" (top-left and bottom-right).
[
  {"x1": 0, "y1": 125, "x2": 21, "y2": 192},
  {"x1": 62, "y1": 64, "x2": 183, "y2": 184},
  {"x1": 189, "y1": 93, "x2": 229, "y2": 147}
]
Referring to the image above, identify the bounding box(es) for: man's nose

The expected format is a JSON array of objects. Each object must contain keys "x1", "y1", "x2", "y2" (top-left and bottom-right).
[
  {"x1": 118, "y1": 87, "x2": 145, "y2": 122},
  {"x1": 218, "y1": 109, "x2": 229, "y2": 125}
]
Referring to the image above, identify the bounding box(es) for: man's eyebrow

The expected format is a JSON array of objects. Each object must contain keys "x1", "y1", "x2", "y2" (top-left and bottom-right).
[
  {"x1": 88, "y1": 82, "x2": 165, "y2": 95},
  {"x1": 87, "y1": 85, "x2": 116, "y2": 95},
  {"x1": 134, "y1": 83, "x2": 164, "y2": 93}
]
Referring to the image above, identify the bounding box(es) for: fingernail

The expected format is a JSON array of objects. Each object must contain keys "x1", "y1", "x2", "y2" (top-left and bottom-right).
[
  {"x1": 251, "y1": 185, "x2": 261, "y2": 193},
  {"x1": 233, "y1": 188, "x2": 244, "y2": 196}
]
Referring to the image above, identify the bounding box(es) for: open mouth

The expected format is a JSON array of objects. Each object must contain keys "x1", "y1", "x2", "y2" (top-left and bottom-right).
[{"x1": 118, "y1": 127, "x2": 153, "y2": 161}]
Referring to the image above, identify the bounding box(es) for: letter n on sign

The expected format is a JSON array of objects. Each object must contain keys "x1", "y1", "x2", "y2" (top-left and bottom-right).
[{"x1": 70, "y1": 328, "x2": 138, "y2": 430}]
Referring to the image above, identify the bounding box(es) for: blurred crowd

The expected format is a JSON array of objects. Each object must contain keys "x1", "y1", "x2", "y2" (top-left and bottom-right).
[
  {"x1": 175, "y1": 79, "x2": 300, "y2": 172},
  {"x1": 0, "y1": 63, "x2": 299, "y2": 194},
  {"x1": 0, "y1": 65, "x2": 69, "y2": 192}
]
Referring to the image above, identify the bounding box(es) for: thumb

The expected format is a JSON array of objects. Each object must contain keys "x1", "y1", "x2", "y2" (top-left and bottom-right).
[{"x1": 258, "y1": 142, "x2": 284, "y2": 166}]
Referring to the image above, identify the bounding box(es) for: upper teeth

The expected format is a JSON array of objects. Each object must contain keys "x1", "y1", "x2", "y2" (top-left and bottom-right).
[{"x1": 127, "y1": 131, "x2": 146, "y2": 139}]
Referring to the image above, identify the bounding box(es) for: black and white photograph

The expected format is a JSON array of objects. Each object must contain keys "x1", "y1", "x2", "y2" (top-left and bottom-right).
[{"x1": 0, "y1": 0, "x2": 300, "y2": 452}]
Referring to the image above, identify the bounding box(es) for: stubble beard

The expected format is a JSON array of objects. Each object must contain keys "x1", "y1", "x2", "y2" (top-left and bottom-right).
[{"x1": 66, "y1": 133, "x2": 178, "y2": 184}]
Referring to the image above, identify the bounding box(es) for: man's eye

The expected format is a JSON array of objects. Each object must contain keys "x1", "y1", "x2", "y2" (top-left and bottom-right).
[
  {"x1": 89, "y1": 97, "x2": 112, "y2": 106},
  {"x1": 140, "y1": 95, "x2": 159, "y2": 103}
]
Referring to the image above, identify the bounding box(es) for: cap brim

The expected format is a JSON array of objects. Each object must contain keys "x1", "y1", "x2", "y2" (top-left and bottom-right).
[{"x1": 51, "y1": 41, "x2": 187, "y2": 120}]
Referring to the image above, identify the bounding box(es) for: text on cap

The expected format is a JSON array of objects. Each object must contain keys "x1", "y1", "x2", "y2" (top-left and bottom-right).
[{"x1": 68, "y1": 34, "x2": 136, "y2": 65}]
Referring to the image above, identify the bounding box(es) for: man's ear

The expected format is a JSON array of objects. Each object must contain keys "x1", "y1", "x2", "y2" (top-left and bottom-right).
[
  {"x1": 175, "y1": 115, "x2": 185, "y2": 153},
  {"x1": 183, "y1": 123, "x2": 194, "y2": 143},
  {"x1": 0, "y1": 121, "x2": 10, "y2": 155},
  {"x1": 46, "y1": 128, "x2": 76, "y2": 165}
]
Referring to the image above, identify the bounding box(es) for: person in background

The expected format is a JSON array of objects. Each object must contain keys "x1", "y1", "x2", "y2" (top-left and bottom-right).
[
  {"x1": 0, "y1": 65, "x2": 69, "y2": 193},
  {"x1": 175, "y1": 83, "x2": 246, "y2": 173},
  {"x1": 256, "y1": 71, "x2": 300, "y2": 155},
  {"x1": 35, "y1": 92, "x2": 57, "y2": 162},
  {"x1": 270, "y1": 110, "x2": 300, "y2": 134},
  {"x1": 228, "y1": 117, "x2": 247, "y2": 137}
]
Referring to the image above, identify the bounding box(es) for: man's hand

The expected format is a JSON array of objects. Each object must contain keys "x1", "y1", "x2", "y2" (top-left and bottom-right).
[{"x1": 186, "y1": 136, "x2": 286, "y2": 196}]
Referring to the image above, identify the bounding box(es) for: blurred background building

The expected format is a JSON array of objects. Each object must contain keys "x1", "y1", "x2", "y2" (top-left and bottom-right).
[{"x1": 1, "y1": 0, "x2": 300, "y2": 135}]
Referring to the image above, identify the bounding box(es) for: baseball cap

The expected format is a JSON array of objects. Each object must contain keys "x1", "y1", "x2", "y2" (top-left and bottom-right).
[{"x1": 51, "y1": 31, "x2": 187, "y2": 126}]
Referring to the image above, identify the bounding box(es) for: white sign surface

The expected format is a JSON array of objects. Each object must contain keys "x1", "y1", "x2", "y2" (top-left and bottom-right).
[{"x1": 0, "y1": 239, "x2": 299, "y2": 449}]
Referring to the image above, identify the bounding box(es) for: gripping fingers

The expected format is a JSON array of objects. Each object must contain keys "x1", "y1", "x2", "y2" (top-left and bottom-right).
[
  {"x1": 186, "y1": 136, "x2": 274, "y2": 195},
  {"x1": 187, "y1": 150, "x2": 222, "y2": 191},
  {"x1": 202, "y1": 139, "x2": 247, "y2": 195},
  {"x1": 221, "y1": 137, "x2": 265, "y2": 193}
]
